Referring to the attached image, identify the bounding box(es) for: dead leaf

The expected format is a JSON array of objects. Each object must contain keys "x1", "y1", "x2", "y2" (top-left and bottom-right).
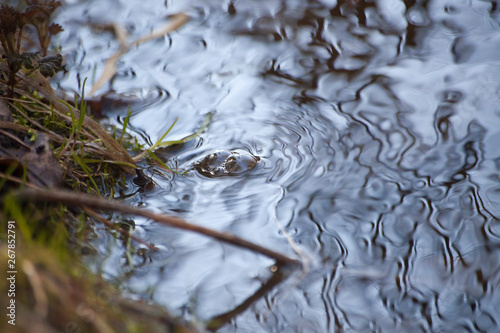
[
  {"x1": 0, "y1": 129, "x2": 63, "y2": 188},
  {"x1": 0, "y1": 99, "x2": 13, "y2": 122}
]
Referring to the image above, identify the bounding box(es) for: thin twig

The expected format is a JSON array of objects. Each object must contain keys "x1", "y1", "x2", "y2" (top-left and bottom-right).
[
  {"x1": 0, "y1": 120, "x2": 64, "y2": 144},
  {"x1": 0, "y1": 172, "x2": 39, "y2": 189},
  {"x1": 131, "y1": 13, "x2": 189, "y2": 46},
  {"x1": 207, "y1": 266, "x2": 288, "y2": 331},
  {"x1": 87, "y1": 13, "x2": 189, "y2": 97},
  {"x1": 17, "y1": 188, "x2": 300, "y2": 266},
  {"x1": 84, "y1": 207, "x2": 157, "y2": 251},
  {"x1": 6, "y1": 101, "x2": 59, "y2": 138}
]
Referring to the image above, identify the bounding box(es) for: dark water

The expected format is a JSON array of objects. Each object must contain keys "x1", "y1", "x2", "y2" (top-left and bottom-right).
[{"x1": 55, "y1": 0, "x2": 500, "y2": 331}]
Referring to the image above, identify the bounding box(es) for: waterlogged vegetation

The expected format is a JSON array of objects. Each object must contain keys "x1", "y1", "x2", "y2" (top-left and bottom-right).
[{"x1": 0, "y1": 1, "x2": 298, "y2": 332}]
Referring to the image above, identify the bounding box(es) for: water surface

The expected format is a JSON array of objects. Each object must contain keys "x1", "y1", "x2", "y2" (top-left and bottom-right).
[{"x1": 55, "y1": 0, "x2": 500, "y2": 331}]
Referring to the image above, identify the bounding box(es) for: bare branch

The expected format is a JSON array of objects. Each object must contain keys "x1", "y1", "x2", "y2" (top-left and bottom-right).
[{"x1": 17, "y1": 188, "x2": 301, "y2": 266}]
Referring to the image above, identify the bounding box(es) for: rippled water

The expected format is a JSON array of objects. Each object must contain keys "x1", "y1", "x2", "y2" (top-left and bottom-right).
[{"x1": 54, "y1": 0, "x2": 500, "y2": 331}]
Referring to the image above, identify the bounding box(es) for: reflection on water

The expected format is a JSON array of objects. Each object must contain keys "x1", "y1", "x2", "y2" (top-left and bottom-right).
[{"x1": 55, "y1": 0, "x2": 500, "y2": 331}]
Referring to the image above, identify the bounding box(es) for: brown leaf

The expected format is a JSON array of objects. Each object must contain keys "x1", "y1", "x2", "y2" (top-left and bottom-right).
[
  {"x1": 0, "y1": 130, "x2": 63, "y2": 188},
  {"x1": 0, "y1": 100, "x2": 13, "y2": 122}
]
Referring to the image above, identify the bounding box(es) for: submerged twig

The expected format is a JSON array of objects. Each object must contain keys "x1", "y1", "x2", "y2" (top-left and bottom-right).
[
  {"x1": 206, "y1": 266, "x2": 288, "y2": 331},
  {"x1": 18, "y1": 188, "x2": 300, "y2": 266},
  {"x1": 84, "y1": 207, "x2": 157, "y2": 251},
  {"x1": 131, "y1": 13, "x2": 189, "y2": 46},
  {"x1": 87, "y1": 48, "x2": 127, "y2": 98},
  {"x1": 87, "y1": 13, "x2": 189, "y2": 97}
]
